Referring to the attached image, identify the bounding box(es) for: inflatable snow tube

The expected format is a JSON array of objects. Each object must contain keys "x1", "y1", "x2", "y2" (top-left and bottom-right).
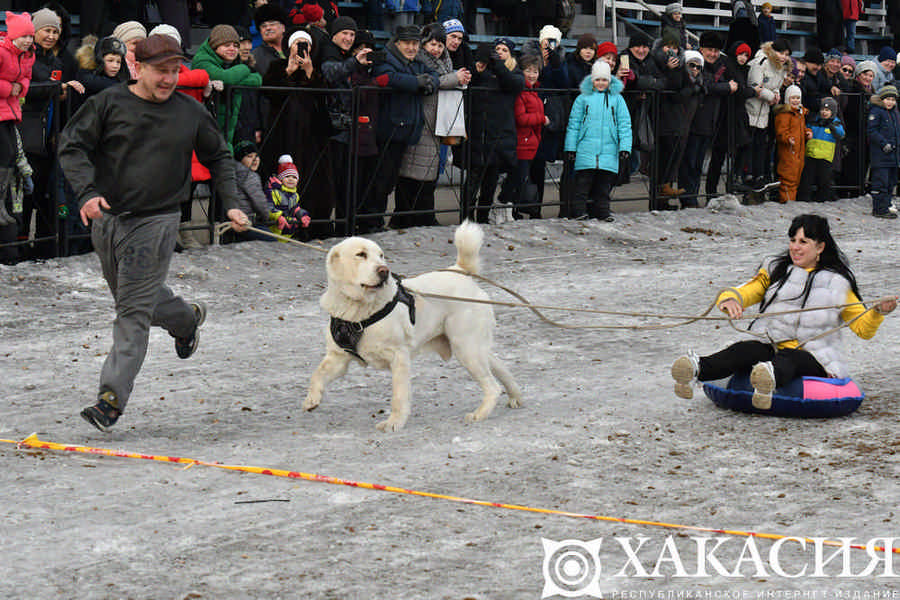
[{"x1": 702, "y1": 373, "x2": 864, "y2": 418}]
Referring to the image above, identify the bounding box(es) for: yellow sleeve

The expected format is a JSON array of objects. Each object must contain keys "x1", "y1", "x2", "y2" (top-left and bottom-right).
[
  {"x1": 715, "y1": 267, "x2": 770, "y2": 311},
  {"x1": 843, "y1": 290, "x2": 885, "y2": 339}
]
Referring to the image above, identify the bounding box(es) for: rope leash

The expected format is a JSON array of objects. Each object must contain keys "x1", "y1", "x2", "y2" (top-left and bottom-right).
[
  {"x1": 4, "y1": 433, "x2": 896, "y2": 555},
  {"x1": 213, "y1": 223, "x2": 894, "y2": 334}
]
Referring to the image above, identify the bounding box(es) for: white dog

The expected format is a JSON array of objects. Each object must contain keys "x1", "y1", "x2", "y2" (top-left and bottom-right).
[{"x1": 303, "y1": 221, "x2": 522, "y2": 431}]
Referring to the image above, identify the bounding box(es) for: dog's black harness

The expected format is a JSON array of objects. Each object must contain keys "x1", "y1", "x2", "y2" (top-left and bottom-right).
[{"x1": 330, "y1": 276, "x2": 416, "y2": 363}]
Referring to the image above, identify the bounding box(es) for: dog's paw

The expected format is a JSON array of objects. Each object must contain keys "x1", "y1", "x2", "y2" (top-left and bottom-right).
[
  {"x1": 375, "y1": 417, "x2": 405, "y2": 432},
  {"x1": 302, "y1": 394, "x2": 321, "y2": 412},
  {"x1": 507, "y1": 395, "x2": 523, "y2": 409},
  {"x1": 464, "y1": 411, "x2": 485, "y2": 424}
]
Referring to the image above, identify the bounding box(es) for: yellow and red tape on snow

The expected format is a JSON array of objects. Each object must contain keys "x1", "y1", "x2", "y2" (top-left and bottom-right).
[{"x1": 2, "y1": 433, "x2": 896, "y2": 555}]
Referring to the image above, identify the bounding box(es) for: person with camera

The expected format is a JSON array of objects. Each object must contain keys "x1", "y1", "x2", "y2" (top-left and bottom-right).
[
  {"x1": 465, "y1": 42, "x2": 525, "y2": 223},
  {"x1": 261, "y1": 28, "x2": 335, "y2": 238},
  {"x1": 650, "y1": 33, "x2": 692, "y2": 201}
]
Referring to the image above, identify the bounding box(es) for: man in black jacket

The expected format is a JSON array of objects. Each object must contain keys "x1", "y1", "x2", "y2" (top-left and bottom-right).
[
  {"x1": 58, "y1": 35, "x2": 249, "y2": 431},
  {"x1": 679, "y1": 32, "x2": 737, "y2": 205},
  {"x1": 466, "y1": 42, "x2": 525, "y2": 223}
]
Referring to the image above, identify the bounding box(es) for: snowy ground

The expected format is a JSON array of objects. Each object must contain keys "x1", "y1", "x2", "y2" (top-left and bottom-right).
[{"x1": 2, "y1": 197, "x2": 899, "y2": 599}]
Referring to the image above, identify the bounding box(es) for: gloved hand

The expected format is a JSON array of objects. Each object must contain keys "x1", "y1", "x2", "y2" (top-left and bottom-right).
[
  {"x1": 884, "y1": 143, "x2": 894, "y2": 153},
  {"x1": 416, "y1": 73, "x2": 436, "y2": 95},
  {"x1": 564, "y1": 151, "x2": 576, "y2": 163},
  {"x1": 619, "y1": 151, "x2": 630, "y2": 162},
  {"x1": 23, "y1": 175, "x2": 34, "y2": 195},
  {"x1": 277, "y1": 215, "x2": 290, "y2": 231},
  {"x1": 291, "y1": 205, "x2": 310, "y2": 227}
]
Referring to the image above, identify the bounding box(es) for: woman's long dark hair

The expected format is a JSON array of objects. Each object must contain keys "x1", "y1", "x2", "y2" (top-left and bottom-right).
[{"x1": 760, "y1": 214, "x2": 861, "y2": 313}]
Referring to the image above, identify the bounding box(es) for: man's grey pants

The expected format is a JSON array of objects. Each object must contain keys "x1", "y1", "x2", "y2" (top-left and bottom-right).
[{"x1": 92, "y1": 211, "x2": 197, "y2": 411}]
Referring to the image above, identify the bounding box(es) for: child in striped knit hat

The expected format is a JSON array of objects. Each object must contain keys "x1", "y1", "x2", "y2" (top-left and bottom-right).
[{"x1": 266, "y1": 154, "x2": 310, "y2": 239}]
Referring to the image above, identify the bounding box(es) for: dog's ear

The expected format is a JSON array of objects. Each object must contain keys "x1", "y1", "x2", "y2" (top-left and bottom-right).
[{"x1": 328, "y1": 247, "x2": 342, "y2": 276}]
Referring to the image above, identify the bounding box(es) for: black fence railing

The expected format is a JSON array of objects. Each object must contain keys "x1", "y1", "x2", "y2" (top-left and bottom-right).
[{"x1": 0, "y1": 83, "x2": 873, "y2": 261}]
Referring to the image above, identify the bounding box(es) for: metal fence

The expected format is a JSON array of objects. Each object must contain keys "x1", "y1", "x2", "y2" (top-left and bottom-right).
[{"x1": 0, "y1": 82, "x2": 871, "y2": 261}]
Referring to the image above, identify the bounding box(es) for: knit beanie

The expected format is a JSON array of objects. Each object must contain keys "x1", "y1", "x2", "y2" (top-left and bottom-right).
[
  {"x1": 112, "y1": 20, "x2": 147, "y2": 44},
  {"x1": 597, "y1": 41, "x2": 618, "y2": 57},
  {"x1": 665, "y1": 2, "x2": 683, "y2": 15},
  {"x1": 820, "y1": 97, "x2": 838, "y2": 116},
  {"x1": 539, "y1": 24, "x2": 563, "y2": 44},
  {"x1": 277, "y1": 156, "x2": 299, "y2": 181},
  {"x1": 684, "y1": 50, "x2": 703, "y2": 66},
  {"x1": 443, "y1": 18, "x2": 465, "y2": 35},
  {"x1": 761, "y1": 2, "x2": 773, "y2": 10},
  {"x1": 353, "y1": 29, "x2": 376, "y2": 50},
  {"x1": 824, "y1": 47, "x2": 842, "y2": 61},
  {"x1": 785, "y1": 84, "x2": 802, "y2": 100},
  {"x1": 234, "y1": 140, "x2": 259, "y2": 162},
  {"x1": 208, "y1": 24, "x2": 240, "y2": 49},
  {"x1": 301, "y1": 3, "x2": 324, "y2": 24},
  {"x1": 577, "y1": 33, "x2": 597, "y2": 51},
  {"x1": 841, "y1": 55, "x2": 856, "y2": 70},
  {"x1": 493, "y1": 37, "x2": 516, "y2": 53},
  {"x1": 878, "y1": 84, "x2": 898, "y2": 99},
  {"x1": 771, "y1": 38, "x2": 791, "y2": 53},
  {"x1": 735, "y1": 43, "x2": 752, "y2": 57},
  {"x1": 661, "y1": 33, "x2": 680, "y2": 49},
  {"x1": 627, "y1": 30, "x2": 652, "y2": 49},
  {"x1": 30, "y1": 8, "x2": 61, "y2": 32},
  {"x1": 329, "y1": 16, "x2": 358, "y2": 36},
  {"x1": 878, "y1": 46, "x2": 897, "y2": 63},
  {"x1": 591, "y1": 60, "x2": 611, "y2": 81},
  {"x1": 855, "y1": 60, "x2": 877, "y2": 77},
  {"x1": 474, "y1": 42, "x2": 494, "y2": 64},
  {"x1": 95, "y1": 35, "x2": 126, "y2": 62},
  {"x1": 3, "y1": 11, "x2": 35, "y2": 40},
  {"x1": 801, "y1": 46, "x2": 824, "y2": 65},
  {"x1": 288, "y1": 29, "x2": 313, "y2": 50},
  {"x1": 149, "y1": 24, "x2": 182, "y2": 46},
  {"x1": 420, "y1": 23, "x2": 446, "y2": 45},
  {"x1": 699, "y1": 31, "x2": 723, "y2": 50}
]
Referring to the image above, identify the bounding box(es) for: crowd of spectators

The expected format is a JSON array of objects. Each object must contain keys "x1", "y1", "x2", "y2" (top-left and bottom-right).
[{"x1": 3, "y1": 1, "x2": 900, "y2": 262}]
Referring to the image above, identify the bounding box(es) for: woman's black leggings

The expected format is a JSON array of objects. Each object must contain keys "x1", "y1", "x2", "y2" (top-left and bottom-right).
[
  {"x1": 698, "y1": 340, "x2": 828, "y2": 387},
  {"x1": 0, "y1": 121, "x2": 17, "y2": 167}
]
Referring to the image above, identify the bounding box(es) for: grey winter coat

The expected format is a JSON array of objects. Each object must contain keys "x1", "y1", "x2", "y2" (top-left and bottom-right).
[
  {"x1": 398, "y1": 47, "x2": 463, "y2": 182},
  {"x1": 235, "y1": 160, "x2": 270, "y2": 222}
]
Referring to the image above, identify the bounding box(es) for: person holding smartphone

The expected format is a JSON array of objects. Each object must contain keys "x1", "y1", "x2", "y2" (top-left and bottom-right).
[{"x1": 260, "y1": 29, "x2": 335, "y2": 238}]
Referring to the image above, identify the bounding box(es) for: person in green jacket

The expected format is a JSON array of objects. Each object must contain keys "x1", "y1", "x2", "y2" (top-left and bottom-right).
[{"x1": 191, "y1": 24, "x2": 262, "y2": 151}]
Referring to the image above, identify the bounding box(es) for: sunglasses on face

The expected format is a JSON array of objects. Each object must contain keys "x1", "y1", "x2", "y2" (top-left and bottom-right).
[
  {"x1": 841, "y1": 67, "x2": 854, "y2": 73},
  {"x1": 687, "y1": 63, "x2": 701, "y2": 69}
]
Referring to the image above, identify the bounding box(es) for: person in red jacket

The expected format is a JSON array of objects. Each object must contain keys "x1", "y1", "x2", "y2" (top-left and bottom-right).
[
  {"x1": 512, "y1": 54, "x2": 546, "y2": 219},
  {"x1": 0, "y1": 12, "x2": 36, "y2": 229},
  {"x1": 841, "y1": 0, "x2": 865, "y2": 53}
]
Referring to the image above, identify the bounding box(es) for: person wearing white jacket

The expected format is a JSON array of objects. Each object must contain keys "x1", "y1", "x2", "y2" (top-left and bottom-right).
[{"x1": 745, "y1": 39, "x2": 791, "y2": 189}]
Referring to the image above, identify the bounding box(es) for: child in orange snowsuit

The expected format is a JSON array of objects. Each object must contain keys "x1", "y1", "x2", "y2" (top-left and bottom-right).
[{"x1": 773, "y1": 84, "x2": 811, "y2": 202}]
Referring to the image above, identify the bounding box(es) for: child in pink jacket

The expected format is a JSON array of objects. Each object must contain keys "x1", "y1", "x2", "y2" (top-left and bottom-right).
[{"x1": 0, "y1": 11, "x2": 36, "y2": 226}]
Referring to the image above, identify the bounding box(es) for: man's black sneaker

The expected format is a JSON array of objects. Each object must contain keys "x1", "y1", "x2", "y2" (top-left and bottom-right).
[
  {"x1": 175, "y1": 302, "x2": 207, "y2": 359},
  {"x1": 873, "y1": 211, "x2": 898, "y2": 219},
  {"x1": 81, "y1": 391, "x2": 121, "y2": 432}
]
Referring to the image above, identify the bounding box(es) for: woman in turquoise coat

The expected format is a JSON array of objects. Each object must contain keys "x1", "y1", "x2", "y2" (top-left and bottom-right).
[{"x1": 564, "y1": 60, "x2": 632, "y2": 221}]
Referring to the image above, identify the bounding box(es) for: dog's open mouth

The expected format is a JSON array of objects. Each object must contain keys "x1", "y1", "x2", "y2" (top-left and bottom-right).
[{"x1": 361, "y1": 273, "x2": 389, "y2": 290}]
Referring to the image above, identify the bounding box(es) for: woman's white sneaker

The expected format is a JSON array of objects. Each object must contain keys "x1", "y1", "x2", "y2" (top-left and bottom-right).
[
  {"x1": 671, "y1": 351, "x2": 700, "y2": 399},
  {"x1": 750, "y1": 361, "x2": 776, "y2": 410}
]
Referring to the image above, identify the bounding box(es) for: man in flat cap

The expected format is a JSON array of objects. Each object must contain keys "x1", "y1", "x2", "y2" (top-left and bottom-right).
[{"x1": 58, "y1": 35, "x2": 249, "y2": 432}]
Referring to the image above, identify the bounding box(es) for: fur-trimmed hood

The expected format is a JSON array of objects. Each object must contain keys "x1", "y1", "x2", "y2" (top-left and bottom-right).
[
  {"x1": 75, "y1": 34, "x2": 98, "y2": 71},
  {"x1": 754, "y1": 41, "x2": 791, "y2": 73},
  {"x1": 578, "y1": 71, "x2": 625, "y2": 96},
  {"x1": 772, "y1": 103, "x2": 807, "y2": 115}
]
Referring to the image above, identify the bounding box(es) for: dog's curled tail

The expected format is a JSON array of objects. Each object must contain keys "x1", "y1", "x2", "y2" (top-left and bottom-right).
[{"x1": 452, "y1": 220, "x2": 483, "y2": 275}]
